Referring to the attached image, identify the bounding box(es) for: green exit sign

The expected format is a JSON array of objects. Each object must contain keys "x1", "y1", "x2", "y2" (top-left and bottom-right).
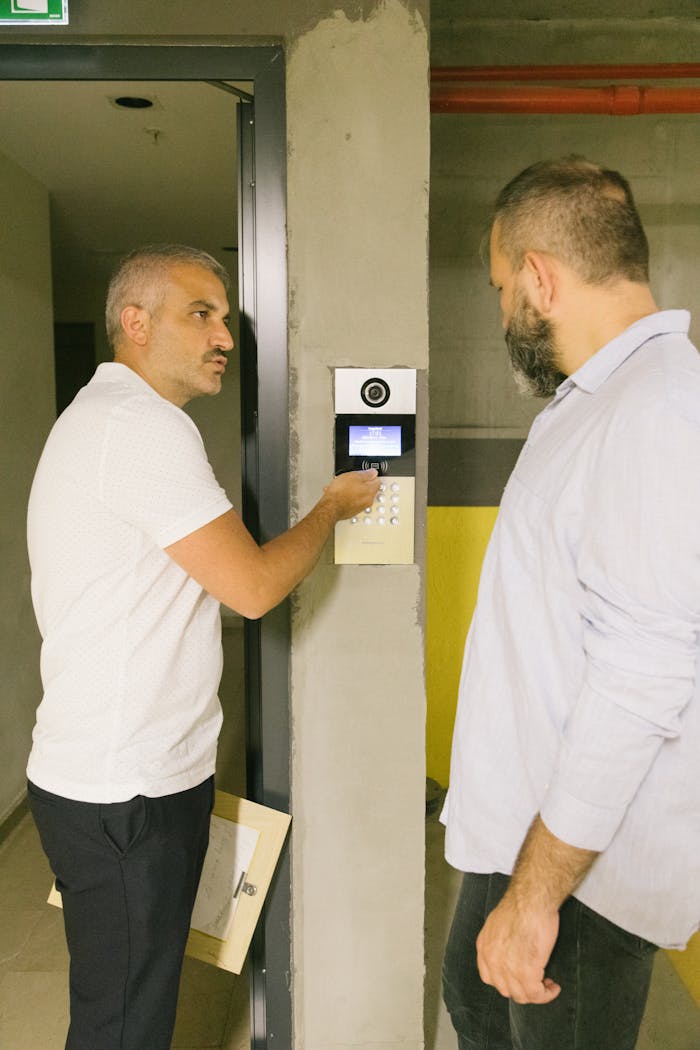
[{"x1": 0, "y1": 0, "x2": 68, "y2": 23}]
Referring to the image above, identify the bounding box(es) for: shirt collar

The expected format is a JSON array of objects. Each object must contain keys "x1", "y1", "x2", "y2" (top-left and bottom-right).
[
  {"x1": 553, "y1": 309, "x2": 691, "y2": 400},
  {"x1": 94, "y1": 361, "x2": 160, "y2": 397}
]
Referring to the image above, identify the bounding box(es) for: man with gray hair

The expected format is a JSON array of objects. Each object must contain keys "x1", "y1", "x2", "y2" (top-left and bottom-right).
[
  {"x1": 442, "y1": 158, "x2": 700, "y2": 1049},
  {"x1": 26, "y1": 244, "x2": 379, "y2": 1050}
]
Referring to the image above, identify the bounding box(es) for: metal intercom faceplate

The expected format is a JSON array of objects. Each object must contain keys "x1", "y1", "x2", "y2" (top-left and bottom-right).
[{"x1": 334, "y1": 368, "x2": 416, "y2": 565}]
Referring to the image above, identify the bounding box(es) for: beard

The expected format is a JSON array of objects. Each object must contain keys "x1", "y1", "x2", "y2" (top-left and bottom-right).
[{"x1": 505, "y1": 289, "x2": 567, "y2": 398}]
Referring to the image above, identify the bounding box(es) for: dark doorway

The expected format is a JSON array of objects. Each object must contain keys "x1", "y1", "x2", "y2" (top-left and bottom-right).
[
  {"x1": 0, "y1": 44, "x2": 290, "y2": 1050},
  {"x1": 53, "y1": 322, "x2": 95, "y2": 415}
]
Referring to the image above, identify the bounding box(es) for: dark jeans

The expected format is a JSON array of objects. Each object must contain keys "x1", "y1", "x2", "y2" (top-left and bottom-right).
[
  {"x1": 443, "y1": 872, "x2": 658, "y2": 1050},
  {"x1": 28, "y1": 776, "x2": 214, "y2": 1050}
]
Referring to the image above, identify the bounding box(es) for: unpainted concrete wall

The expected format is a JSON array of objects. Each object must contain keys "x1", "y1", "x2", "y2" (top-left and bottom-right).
[
  {"x1": 287, "y1": 8, "x2": 428, "y2": 1045},
  {"x1": 432, "y1": 1, "x2": 700, "y2": 66}
]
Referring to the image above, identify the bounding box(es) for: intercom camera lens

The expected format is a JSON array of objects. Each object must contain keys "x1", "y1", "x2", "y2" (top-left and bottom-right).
[{"x1": 361, "y1": 377, "x2": 390, "y2": 408}]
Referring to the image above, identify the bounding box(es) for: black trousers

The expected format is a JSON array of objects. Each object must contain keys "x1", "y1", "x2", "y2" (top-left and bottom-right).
[
  {"x1": 443, "y1": 872, "x2": 658, "y2": 1050},
  {"x1": 28, "y1": 776, "x2": 214, "y2": 1050}
]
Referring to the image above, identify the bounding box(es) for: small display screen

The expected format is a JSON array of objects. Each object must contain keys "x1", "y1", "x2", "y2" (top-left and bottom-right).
[{"x1": 348, "y1": 424, "x2": 402, "y2": 457}]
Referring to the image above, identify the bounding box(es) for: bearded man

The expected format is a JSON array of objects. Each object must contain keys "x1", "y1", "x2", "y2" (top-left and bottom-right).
[{"x1": 441, "y1": 157, "x2": 700, "y2": 1050}]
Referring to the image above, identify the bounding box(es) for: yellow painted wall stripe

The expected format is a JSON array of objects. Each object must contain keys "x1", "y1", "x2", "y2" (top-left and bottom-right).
[{"x1": 425, "y1": 506, "x2": 498, "y2": 788}]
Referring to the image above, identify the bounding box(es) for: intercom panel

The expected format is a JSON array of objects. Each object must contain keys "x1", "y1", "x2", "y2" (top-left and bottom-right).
[{"x1": 334, "y1": 368, "x2": 416, "y2": 565}]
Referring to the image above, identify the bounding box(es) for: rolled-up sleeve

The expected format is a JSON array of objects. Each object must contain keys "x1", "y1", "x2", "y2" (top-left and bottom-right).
[{"x1": 541, "y1": 384, "x2": 700, "y2": 851}]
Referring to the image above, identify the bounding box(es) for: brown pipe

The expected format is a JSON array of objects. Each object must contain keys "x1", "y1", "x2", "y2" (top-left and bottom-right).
[
  {"x1": 431, "y1": 84, "x2": 700, "y2": 115},
  {"x1": 431, "y1": 64, "x2": 700, "y2": 83}
]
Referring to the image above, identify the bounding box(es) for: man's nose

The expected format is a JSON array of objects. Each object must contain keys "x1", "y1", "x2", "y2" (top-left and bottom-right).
[{"x1": 214, "y1": 323, "x2": 234, "y2": 351}]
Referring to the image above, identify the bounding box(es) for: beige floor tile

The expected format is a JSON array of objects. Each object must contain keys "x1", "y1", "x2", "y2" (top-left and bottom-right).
[
  {"x1": 12, "y1": 904, "x2": 69, "y2": 973},
  {"x1": 0, "y1": 815, "x2": 54, "y2": 902},
  {"x1": 0, "y1": 819, "x2": 69, "y2": 979},
  {"x1": 424, "y1": 811, "x2": 459, "y2": 1050},
  {"x1": 0, "y1": 970, "x2": 69, "y2": 1050},
  {"x1": 0, "y1": 908, "x2": 45, "y2": 981},
  {"x1": 638, "y1": 951, "x2": 700, "y2": 1050},
  {"x1": 172, "y1": 955, "x2": 239, "y2": 1048},
  {"x1": 221, "y1": 961, "x2": 250, "y2": 1050}
]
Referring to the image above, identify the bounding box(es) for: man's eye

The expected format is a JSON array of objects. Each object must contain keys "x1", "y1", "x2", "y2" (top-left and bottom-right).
[{"x1": 194, "y1": 310, "x2": 208, "y2": 319}]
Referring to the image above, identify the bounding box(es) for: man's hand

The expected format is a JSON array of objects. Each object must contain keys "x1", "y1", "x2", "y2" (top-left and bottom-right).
[
  {"x1": 475, "y1": 816, "x2": 598, "y2": 1004},
  {"x1": 476, "y1": 892, "x2": 561, "y2": 1004},
  {"x1": 321, "y1": 468, "x2": 381, "y2": 521}
]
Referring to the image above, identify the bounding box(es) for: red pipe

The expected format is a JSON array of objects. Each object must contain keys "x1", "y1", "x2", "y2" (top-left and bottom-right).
[
  {"x1": 431, "y1": 84, "x2": 700, "y2": 115},
  {"x1": 431, "y1": 64, "x2": 700, "y2": 83}
]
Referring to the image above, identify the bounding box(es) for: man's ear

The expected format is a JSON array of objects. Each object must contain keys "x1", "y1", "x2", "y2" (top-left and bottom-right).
[
  {"x1": 120, "y1": 305, "x2": 150, "y2": 347},
  {"x1": 521, "y1": 251, "x2": 557, "y2": 315}
]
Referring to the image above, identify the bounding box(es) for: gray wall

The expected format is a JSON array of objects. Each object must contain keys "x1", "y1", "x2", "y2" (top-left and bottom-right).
[
  {"x1": 432, "y1": 0, "x2": 700, "y2": 66},
  {"x1": 0, "y1": 151, "x2": 55, "y2": 823},
  {"x1": 0, "y1": 4, "x2": 429, "y2": 1047}
]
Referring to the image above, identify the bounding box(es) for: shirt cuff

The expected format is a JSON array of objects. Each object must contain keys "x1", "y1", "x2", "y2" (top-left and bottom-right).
[
  {"x1": 540, "y1": 783, "x2": 625, "y2": 852},
  {"x1": 156, "y1": 496, "x2": 233, "y2": 549}
]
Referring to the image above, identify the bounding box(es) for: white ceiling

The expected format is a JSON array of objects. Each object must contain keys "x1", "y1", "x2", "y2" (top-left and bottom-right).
[{"x1": 0, "y1": 79, "x2": 244, "y2": 287}]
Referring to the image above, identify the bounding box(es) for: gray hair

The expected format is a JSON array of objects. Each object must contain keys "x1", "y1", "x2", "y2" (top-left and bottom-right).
[
  {"x1": 105, "y1": 244, "x2": 230, "y2": 351},
  {"x1": 493, "y1": 156, "x2": 649, "y2": 285}
]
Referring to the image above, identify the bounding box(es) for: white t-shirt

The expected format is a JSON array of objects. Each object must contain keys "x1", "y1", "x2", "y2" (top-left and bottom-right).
[{"x1": 26, "y1": 363, "x2": 233, "y2": 803}]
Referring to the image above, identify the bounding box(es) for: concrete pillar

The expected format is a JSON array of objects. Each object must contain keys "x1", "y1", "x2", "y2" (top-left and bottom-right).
[{"x1": 287, "y1": 8, "x2": 429, "y2": 1045}]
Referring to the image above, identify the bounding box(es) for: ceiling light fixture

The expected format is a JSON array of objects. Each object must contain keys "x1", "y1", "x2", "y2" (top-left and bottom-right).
[{"x1": 114, "y1": 96, "x2": 154, "y2": 109}]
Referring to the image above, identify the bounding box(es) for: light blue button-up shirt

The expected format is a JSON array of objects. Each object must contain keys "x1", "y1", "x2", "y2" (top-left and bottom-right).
[{"x1": 442, "y1": 310, "x2": 700, "y2": 949}]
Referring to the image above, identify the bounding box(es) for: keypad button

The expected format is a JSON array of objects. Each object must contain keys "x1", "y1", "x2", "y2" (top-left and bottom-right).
[
  {"x1": 363, "y1": 517, "x2": 373, "y2": 526},
  {"x1": 391, "y1": 483, "x2": 400, "y2": 492},
  {"x1": 390, "y1": 517, "x2": 400, "y2": 526}
]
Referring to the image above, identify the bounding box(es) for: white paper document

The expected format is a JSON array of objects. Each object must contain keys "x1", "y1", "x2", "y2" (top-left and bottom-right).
[
  {"x1": 13, "y1": 2, "x2": 50, "y2": 12},
  {"x1": 191, "y1": 815, "x2": 260, "y2": 941}
]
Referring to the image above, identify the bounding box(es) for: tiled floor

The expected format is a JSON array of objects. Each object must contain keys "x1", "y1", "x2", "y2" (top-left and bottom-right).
[{"x1": 1, "y1": 806, "x2": 698, "y2": 1049}]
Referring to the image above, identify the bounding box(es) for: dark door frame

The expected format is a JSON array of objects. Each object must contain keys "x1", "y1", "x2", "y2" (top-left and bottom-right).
[{"x1": 0, "y1": 43, "x2": 291, "y2": 1050}]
